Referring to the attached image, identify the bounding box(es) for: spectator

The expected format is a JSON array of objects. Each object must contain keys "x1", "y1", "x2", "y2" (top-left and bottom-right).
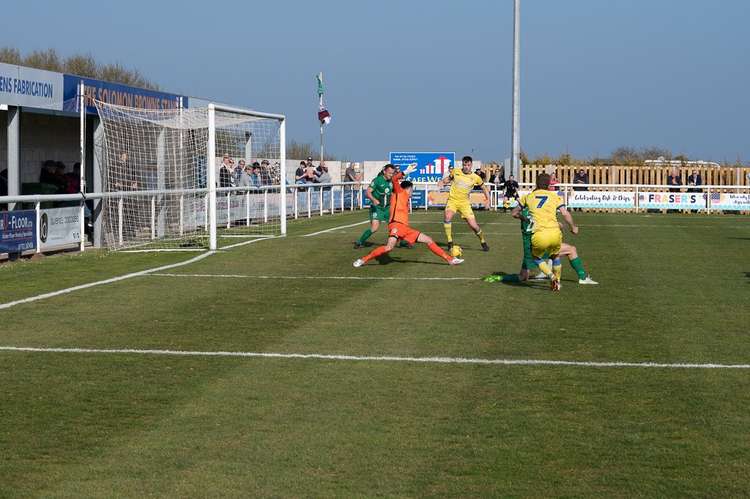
[
  {"x1": 260, "y1": 160, "x2": 273, "y2": 185},
  {"x1": 235, "y1": 159, "x2": 246, "y2": 185},
  {"x1": 0, "y1": 168, "x2": 7, "y2": 197},
  {"x1": 219, "y1": 154, "x2": 234, "y2": 188},
  {"x1": 573, "y1": 169, "x2": 589, "y2": 191},
  {"x1": 237, "y1": 163, "x2": 252, "y2": 187},
  {"x1": 65, "y1": 163, "x2": 81, "y2": 194},
  {"x1": 344, "y1": 162, "x2": 361, "y2": 183},
  {"x1": 549, "y1": 172, "x2": 559, "y2": 191},
  {"x1": 250, "y1": 163, "x2": 263, "y2": 187},
  {"x1": 39, "y1": 160, "x2": 57, "y2": 185},
  {"x1": 667, "y1": 170, "x2": 682, "y2": 193},
  {"x1": 315, "y1": 164, "x2": 332, "y2": 187},
  {"x1": 687, "y1": 170, "x2": 702, "y2": 193}
]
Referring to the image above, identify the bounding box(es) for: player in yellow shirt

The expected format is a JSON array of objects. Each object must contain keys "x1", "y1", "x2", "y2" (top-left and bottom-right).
[
  {"x1": 437, "y1": 155, "x2": 491, "y2": 251},
  {"x1": 512, "y1": 173, "x2": 579, "y2": 292}
]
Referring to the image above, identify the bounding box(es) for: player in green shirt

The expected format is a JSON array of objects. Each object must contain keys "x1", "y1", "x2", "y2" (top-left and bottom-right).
[
  {"x1": 484, "y1": 206, "x2": 598, "y2": 284},
  {"x1": 354, "y1": 164, "x2": 395, "y2": 248}
]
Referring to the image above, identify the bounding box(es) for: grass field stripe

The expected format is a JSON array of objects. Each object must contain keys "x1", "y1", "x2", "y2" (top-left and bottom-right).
[
  {"x1": 302, "y1": 220, "x2": 369, "y2": 237},
  {"x1": 0, "y1": 251, "x2": 214, "y2": 311},
  {"x1": 1, "y1": 346, "x2": 749, "y2": 369},
  {"x1": 150, "y1": 273, "x2": 479, "y2": 281}
]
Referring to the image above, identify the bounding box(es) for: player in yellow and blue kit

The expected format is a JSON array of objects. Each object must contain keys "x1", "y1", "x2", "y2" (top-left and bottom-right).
[
  {"x1": 512, "y1": 173, "x2": 579, "y2": 291},
  {"x1": 437, "y1": 155, "x2": 491, "y2": 251}
]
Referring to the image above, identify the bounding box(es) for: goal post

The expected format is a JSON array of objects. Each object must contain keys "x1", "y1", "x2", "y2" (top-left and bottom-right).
[{"x1": 94, "y1": 99, "x2": 286, "y2": 251}]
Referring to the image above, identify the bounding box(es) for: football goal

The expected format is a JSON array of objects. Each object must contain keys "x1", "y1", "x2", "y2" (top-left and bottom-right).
[{"x1": 94, "y1": 100, "x2": 286, "y2": 250}]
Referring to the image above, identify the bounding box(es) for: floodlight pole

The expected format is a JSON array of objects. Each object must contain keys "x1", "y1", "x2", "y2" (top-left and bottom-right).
[{"x1": 511, "y1": 0, "x2": 521, "y2": 179}]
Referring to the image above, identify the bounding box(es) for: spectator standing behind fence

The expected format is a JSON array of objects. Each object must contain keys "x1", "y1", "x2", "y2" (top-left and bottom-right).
[
  {"x1": 345, "y1": 162, "x2": 361, "y2": 183},
  {"x1": 219, "y1": 154, "x2": 234, "y2": 188},
  {"x1": 237, "y1": 163, "x2": 252, "y2": 187},
  {"x1": 573, "y1": 169, "x2": 589, "y2": 191},
  {"x1": 260, "y1": 160, "x2": 272, "y2": 185},
  {"x1": 250, "y1": 164, "x2": 263, "y2": 188},
  {"x1": 667, "y1": 170, "x2": 682, "y2": 193},
  {"x1": 687, "y1": 170, "x2": 702, "y2": 193},
  {"x1": 235, "y1": 160, "x2": 246, "y2": 185}
]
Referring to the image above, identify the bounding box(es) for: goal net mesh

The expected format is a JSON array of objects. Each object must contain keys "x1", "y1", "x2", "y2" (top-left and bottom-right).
[{"x1": 94, "y1": 100, "x2": 282, "y2": 250}]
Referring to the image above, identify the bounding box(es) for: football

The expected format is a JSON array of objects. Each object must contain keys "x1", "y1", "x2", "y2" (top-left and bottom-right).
[{"x1": 450, "y1": 245, "x2": 463, "y2": 258}]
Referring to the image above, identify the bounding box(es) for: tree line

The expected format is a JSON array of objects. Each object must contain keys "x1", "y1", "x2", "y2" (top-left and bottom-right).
[{"x1": 0, "y1": 47, "x2": 160, "y2": 91}]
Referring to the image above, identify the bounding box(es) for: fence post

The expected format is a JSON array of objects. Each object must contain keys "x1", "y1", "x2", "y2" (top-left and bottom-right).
[
  {"x1": 307, "y1": 189, "x2": 312, "y2": 218},
  {"x1": 634, "y1": 185, "x2": 640, "y2": 214},
  {"x1": 706, "y1": 186, "x2": 711, "y2": 214},
  {"x1": 246, "y1": 191, "x2": 251, "y2": 226},
  {"x1": 264, "y1": 189, "x2": 269, "y2": 223},
  {"x1": 35, "y1": 201, "x2": 41, "y2": 254},
  {"x1": 179, "y1": 195, "x2": 184, "y2": 236},
  {"x1": 118, "y1": 196, "x2": 124, "y2": 245},
  {"x1": 293, "y1": 186, "x2": 299, "y2": 219},
  {"x1": 151, "y1": 195, "x2": 156, "y2": 239},
  {"x1": 319, "y1": 188, "x2": 324, "y2": 217},
  {"x1": 226, "y1": 192, "x2": 231, "y2": 229}
]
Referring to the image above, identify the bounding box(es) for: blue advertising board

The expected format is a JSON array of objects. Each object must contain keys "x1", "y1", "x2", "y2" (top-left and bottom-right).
[
  {"x1": 389, "y1": 152, "x2": 455, "y2": 183},
  {"x1": 0, "y1": 210, "x2": 36, "y2": 253},
  {"x1": 63, "y1": 75, "x2": 185, "y2": 114}
]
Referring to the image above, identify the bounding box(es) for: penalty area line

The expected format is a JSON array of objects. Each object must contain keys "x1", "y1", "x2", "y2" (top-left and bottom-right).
[
  {"x1": 302, "y1": 220, "x2": 369, "y2": 237},
  {"x1": 1, "y1": 346, "x2": 748, "y2": 370},
  {"x1": 150, "y1": 273, "x2": 479, "y2": 281}
]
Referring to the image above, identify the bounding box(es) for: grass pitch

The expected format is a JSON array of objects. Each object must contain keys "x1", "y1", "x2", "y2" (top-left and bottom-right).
[{"x1": 1, "y1": 210, "x2": 749, "y2": 497}]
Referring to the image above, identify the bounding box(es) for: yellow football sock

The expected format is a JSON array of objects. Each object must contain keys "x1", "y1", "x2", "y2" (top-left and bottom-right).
[
  {"x1": 537, "y1": 260, "x2": 553, "y2": 278},
  {"x1": 552, "y1": 258, "x2": 562, "y2": 281},
  {"x1": 443, "y1": 223, "x2": 453, "y2": 243},
  {"x1": 476, "y1": 229, "x2": 486, "y2": 244}
]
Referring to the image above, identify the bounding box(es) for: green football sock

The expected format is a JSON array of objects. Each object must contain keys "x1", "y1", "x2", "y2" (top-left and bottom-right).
[
  {"x1": 501, "y1": 274, "x2": 521, "y2": 283},
  {"x1": 357, "y1": 229, "x2": 373, "y2": 244},
  {"x1": 569, "y1": 257, "x2": 587, "y2": 280}
]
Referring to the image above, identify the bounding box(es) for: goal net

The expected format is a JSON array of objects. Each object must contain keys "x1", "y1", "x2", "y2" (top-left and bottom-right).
[{"x1": 94, "y1": 100, "x2": 285, "y2": 250}]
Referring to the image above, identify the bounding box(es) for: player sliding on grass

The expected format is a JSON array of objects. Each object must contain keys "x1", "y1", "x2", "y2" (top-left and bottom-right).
[
  {"x1": 438, "y1": 155, "x2": 491, "y2": 252},
  {"x1": 505, "y1": 173, "x2": 576, "y2": 291},
  {"x1": 354, "y1": 164, "x2": 395, "y2": 248},
  {"x1": 484, "y1": 205, "x2": 598, "y2": 285},
  {"x1": 354, "y1": 165, "x2": 463, "y2": 267}
]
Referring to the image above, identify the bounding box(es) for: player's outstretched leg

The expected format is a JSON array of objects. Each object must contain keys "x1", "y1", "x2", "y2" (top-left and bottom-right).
[
  {"x1": 559, "y1": 243, "x2": 598, "y2": 284},
  {"x1": 353, "y1": 236, "x2": 396, "y2": 267},
  {"x1": 417, "y1": 233, "x2": 462, "y2": 265}
]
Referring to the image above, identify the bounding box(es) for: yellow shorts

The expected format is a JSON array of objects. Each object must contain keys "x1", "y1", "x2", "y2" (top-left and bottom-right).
[
  {"x1": 531, "y1": 229, "x2": 562, "y2": 259},
  {"x1": 445, "y1": 198, "x2": 474, "y2": 219}
]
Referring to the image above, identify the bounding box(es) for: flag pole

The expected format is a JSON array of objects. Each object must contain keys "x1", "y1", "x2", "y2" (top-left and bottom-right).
[{"x1": 318, "y1": 72, "x2": 324, "y2": 165}]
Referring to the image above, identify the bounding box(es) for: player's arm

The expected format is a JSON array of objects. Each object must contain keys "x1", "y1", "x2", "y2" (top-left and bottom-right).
[
  {"x1": 480, "y1": 182, "x2": 491, "y2": 206},
  {"x1": 437, "y1": 170, "x2": 453, "y2": 189},
  {"x1": 365, "y1": 181, "x2": 380, "y2": 206},
  {"x1": 559, "y1": 206, "x2": 578, "y2": 234},
  {"x1": 391, "y1": 171, "x2": 405, "y2": 192}
]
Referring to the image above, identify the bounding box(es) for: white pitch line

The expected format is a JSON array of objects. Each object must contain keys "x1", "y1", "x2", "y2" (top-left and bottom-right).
[
  {"x1": 120, "y1": 248, "x2": 206, "y2": 253},
  {"x1": 1, "y1": 346, "x2": 748, "y2": 370},
  {"x1": 151, "y1": 273, "x2": 478, "y2": 281},
  {"x1": 302, "y1": 220, "x2": 369, "y2": 237},
  {"x1": 0, "y1": 251, "x2": 214, "y2": 311},
  {"x1": 220, "y1": 235, "x2": 278, "y2": 250}
]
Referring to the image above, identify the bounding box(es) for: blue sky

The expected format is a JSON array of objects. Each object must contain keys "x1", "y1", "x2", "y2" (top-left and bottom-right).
[{"x1": 4, "y1": 0, "x2": 749, "y2": 162}]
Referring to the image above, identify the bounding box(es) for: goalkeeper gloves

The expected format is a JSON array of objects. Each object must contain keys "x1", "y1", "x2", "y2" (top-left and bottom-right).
[{"x1": 403, "y1": 163, "x2": 418, "y2": 176}]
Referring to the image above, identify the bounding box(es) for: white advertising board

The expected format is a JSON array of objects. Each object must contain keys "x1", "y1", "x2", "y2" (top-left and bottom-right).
[
  {"x1": 0, "y1": 62, "x2": 64, "y2": 110},
  {"x1": 569, "y1": 191, "x2": 636, "y2": 209},
  {"x1": 40, "y1": 207, "x2": 81, "y2": 250},
  {"x1": 638, "y1": 192, "x2": 706, "y2": 210}
]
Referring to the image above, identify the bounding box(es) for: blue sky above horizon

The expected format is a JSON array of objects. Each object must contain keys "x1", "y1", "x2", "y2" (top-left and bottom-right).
[{"x1": 4, "y1": 0, "x2": 749, "y2": 162}]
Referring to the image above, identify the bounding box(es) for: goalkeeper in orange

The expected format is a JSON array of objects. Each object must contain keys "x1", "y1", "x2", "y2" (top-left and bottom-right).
[{"x1": 354, "y1": 164, "x2": 463, "y2": 267}]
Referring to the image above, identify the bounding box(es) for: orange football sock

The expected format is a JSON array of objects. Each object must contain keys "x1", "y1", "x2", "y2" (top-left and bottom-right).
[
  {"x1": 362, "y1": 245, "x2": 390, "y2": 263},
  {"x1": 427, "y1": 241, "x2": 452, "y2": 262}
]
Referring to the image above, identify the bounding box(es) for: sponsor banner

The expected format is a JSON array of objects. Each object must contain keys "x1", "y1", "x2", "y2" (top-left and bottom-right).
[
  {"x1": 63, "y1": 75, "x2": 184, "y2": 114},
  {"x1": 638, "y1": 192, "x2": 706, "y2": 210},
  {"x1": 569, "y1": 191, "x2": 635, "y2": 209},
  {"x1": 389, "y1": 152, "x2": 455, "y2": 183},
  {"x1": 40, "y1": 207, "x2": 81, "y2": 250},
  {"x1": 710, "y1": 192, "x2": 750, "y2": 211},
  {"x1": 0, "y1": 62, "x2": 63, "y2": 110},
  {"x1": 411, "y1": 189, "x2": 426, "y2": 207},
  {"x1": 427, "y1": 190, "x2": 490, "y2": 208},
  {"x1": 0, "y1": 210, "x2": 36, "y2": 253}
]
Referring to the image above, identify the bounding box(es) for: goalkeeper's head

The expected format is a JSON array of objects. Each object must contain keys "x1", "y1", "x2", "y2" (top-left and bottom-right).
[{"x1": 400, "y1": 180, "x2": 414, "y2": 193}]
